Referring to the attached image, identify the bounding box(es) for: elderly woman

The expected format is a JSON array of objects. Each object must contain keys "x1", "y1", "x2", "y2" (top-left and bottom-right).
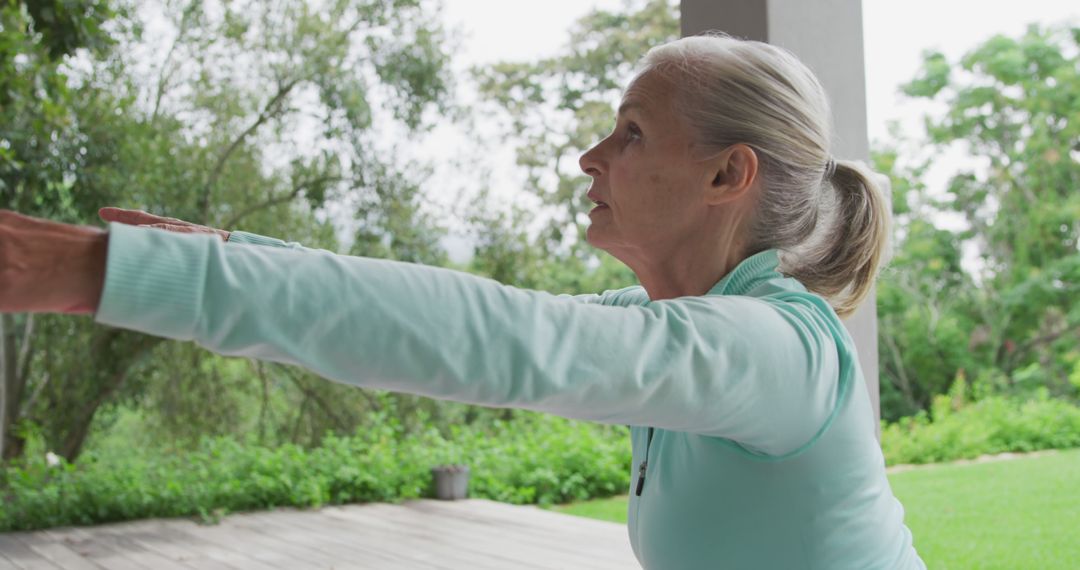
[{"x1": 1, "y1": 34, "x2": 923, "y2": 569}]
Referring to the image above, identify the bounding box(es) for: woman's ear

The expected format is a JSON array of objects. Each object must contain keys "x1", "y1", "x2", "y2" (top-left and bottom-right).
[{"x1": 705, "y1": 144, "x2": 759, "y2": 206}]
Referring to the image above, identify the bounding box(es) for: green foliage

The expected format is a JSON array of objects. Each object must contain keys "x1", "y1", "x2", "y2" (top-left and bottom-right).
[
  {"x1": 81, "y1": 358, "x2": 535, "y2": 456},
  {"x1": 900, "y1": 51, "x2": 950, "y2": 97},
  {"x1": 0, "y1": 412, "x2": 631, "y2": 532},
  {"x1": 880, "y1": 392, "x2": 1080, "y2": 466},
  {"x1": 10, "y1": 387, "x2": 1076, "y2": 532},
  {"x1": 23, "y1": 0, "x2": 117, "y2": 58},
  {"x1": 0, "y1": 0, "x2": 113, "y2": 220},
  {"x1": 1, "y1": 0, "x2": 458, "y2": 462},
  {"x1": 877, "y1": 23, "x2": 1080, "y2": 419}
]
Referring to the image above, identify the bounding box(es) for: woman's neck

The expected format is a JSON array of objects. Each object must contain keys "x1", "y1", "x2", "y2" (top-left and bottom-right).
[
  {"x1": 609, "y1": 204, "x2": 755, "y2": 300},
  {"x1": 625, "y1": 236, "x2": 748, "y2": 300}
]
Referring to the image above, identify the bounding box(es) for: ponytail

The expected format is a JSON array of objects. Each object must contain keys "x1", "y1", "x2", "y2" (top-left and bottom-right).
[{"x1": 786, "y1": 160, "x2": 892, "y2": 317}]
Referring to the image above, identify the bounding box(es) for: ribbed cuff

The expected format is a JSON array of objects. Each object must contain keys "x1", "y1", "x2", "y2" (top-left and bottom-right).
[
  {"x1": 227, "y1": 230, "x2": 290, "y2": 248},
  {"x1": 94, "y1": 222, "x2": 211, "y2": 341}
]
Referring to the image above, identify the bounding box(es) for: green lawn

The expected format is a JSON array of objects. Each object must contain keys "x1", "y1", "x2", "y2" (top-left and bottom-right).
[{"x1": 549, "y1": 449, "x2": 1080, "y2": 569}]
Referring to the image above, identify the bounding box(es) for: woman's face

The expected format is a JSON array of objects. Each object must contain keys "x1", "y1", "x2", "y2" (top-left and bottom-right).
[{"x1": 579, "y1": 71, "x2": 717, "y2": 264}]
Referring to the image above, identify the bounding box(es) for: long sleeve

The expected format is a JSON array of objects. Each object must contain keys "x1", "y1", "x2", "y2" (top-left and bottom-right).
[
  {"x1": 95, "y1": 222, "x2": 843, "y2": 456},
  {"x1": 227, "y1": 230, "x2": 309, "y2": 251},
  {"x1": 227, "y1": 229, "x2": 615, "y2": 305}
]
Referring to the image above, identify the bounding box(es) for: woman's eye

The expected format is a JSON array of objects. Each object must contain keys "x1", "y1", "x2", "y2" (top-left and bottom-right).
[{"x1": 626, "y1": 123, "x2": 642, "y2": 141}]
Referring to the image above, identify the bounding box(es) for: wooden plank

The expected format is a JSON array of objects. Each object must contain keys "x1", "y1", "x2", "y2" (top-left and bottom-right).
[
  {"x1": 172, "y1": 515, "x2": 331, "y2": 570},
  {"x1": 297, "y1": 505, "x2": 516, "y2": 570},
  {"x1": 419, "y1": 499, "x2": 636, "y2": 560},
  {"x1": 140, "y1": 520, "x2": 283, "y2": 570},
  {"x1": 352, "y1": 502, "x2": 551, "y2": 568},
  {"x1": 86, "y1": 521, "x2": 236, "y2": 570},
  {"x1": 217, "y1": 511, "x2": 375, "y2": 570},
  {"x1": 391, "y1": 500, "x2": 634, "y2": 567},
  {"x1": 430, "y1": 498, "x2": 629, "y2": 535},
  {"x1": 0, "y1": 534, "x2": 62, "y2": 570},
  {"x1": 72, "y1": 524, "x2": 189, "y2": 570},
  {"x1": 38, "y1": 526, "x2": 144, "y2": 570},
  {"x1": 320, "y1": 503, "x2": 545, "y2": 568},
  {"x1": 421, "y1": 499, "x2": 635, "y2": 556},
  {"x1": 415, "y1": 499, "x2": 616, "y2": 540},
  {"x1": 38, "y1": 526, "x2": 184, "y2": 570},
  {"x1": 324, "y1": 503, "x2": 604, "y2": 569},
  {"x1": 230, "y1": 508, "x2": 446, "y2": 570},
  {"x1": 6, "y1": 533, "x2": 100, "y2": 570},
  {"x1": 2, "y1": 499, "x2": 640, "y2": 570},
  {"x1": 443, "y1": 501, "x2": 636, "y2": 569},
  {"x1": 300, "y1": 504, "x2": 526, "y2": 570}
]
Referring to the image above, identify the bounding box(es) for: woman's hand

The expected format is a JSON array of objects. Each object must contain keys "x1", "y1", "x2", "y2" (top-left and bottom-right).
[
  {"x1": 98, "y1": 207, "x2": 231, "y2": 242},
  {"x1": 0, "y1": 210, "x2": 108, "y2": 315}
]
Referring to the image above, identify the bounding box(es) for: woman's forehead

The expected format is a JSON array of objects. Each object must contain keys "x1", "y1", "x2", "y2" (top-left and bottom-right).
[{"x1": 620, "y1": 72, "x2": 677, "y2": 117}]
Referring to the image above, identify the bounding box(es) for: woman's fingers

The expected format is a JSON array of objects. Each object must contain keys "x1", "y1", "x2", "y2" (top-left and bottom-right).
[
  {"x1": 98, "y1": 207, "x2": 168, "y2": 226},
  {"x1": 144, "y1": 223, "x2": 231, "y2": 242},
  {"x1": 98, "y1": 207, "x2": 193, "y2": 228},
  {"x1": 97, "y1": 208, "x2": 229, "y2": 242},
  {"x1": 146, "y1": 223, "x2": 196, "y2": 233}
]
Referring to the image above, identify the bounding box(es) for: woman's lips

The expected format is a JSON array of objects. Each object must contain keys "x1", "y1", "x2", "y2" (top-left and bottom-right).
[{"x1": 589, "y1": 203, "x2": 610, "y2": 214}]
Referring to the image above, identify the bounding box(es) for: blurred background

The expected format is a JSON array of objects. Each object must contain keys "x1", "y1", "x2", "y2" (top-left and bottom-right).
[{"x1": 1, "y1": 1, "x2": 1077, "y2": 567}]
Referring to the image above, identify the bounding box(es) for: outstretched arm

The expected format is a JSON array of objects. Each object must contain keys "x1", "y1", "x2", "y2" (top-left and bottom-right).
[
  {"x1": 1, "y1": 210, "x2": 844, "y2": 457},
  {"x1": 98, "y1": 208, "x2": 617, "y2": 303},
  {"x1": 90, "y1": 221, "x2": 843, "y2": 456},
  {"x1": 100, "y1": 207, "x2": 307, "y2": 250}
]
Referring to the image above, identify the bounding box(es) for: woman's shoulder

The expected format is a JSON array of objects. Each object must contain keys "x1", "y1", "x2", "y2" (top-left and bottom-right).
[
  {"x1": 595, "y1": 285, "x2": 651, "y2": 307},
  {"x1": 591, "y1": 278, "x2": 847, "y2": 346}
]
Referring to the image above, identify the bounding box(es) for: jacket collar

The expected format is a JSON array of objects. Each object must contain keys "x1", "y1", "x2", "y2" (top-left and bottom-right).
[{"x1": 706, "y1": 249, "x2": 782, "y2": 297}]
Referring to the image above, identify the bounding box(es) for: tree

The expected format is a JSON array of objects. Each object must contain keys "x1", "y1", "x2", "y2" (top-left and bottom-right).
[
  {"x1": 874, "y1": 144, "x2": 982, "y2": 419},
  {"x1": 876, "y1": 24, "x2": 1080, "y2": 418},
  {"x1": 1, "y1": 0, "x2": 457, "y2": 460},
  {"x1": 473, "y1": 0, "x2": 677, "y2": 270},
  {"x1": 0, "y1": 0, "x2": 124, "y2": 459}
]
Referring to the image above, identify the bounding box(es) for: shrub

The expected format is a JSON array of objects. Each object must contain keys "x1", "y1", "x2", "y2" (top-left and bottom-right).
[
  {"x1": 881, "y1": 392, "x2": 1080, "y2": 466},
  {"x1": 6, "y1": 391, "x2": 1079, "y2": 531},
  {"x1": 0, "y1": 412, "x2": 631, "y2": 532}
]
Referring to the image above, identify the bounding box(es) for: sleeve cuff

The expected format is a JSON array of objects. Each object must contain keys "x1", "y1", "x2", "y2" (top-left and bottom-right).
[
  {"x1": 94, "y1": 222, "x2": 211, "y2": 341},
  {"x1": 228, "y1": 230, "x2": 300, "y2": 249}
]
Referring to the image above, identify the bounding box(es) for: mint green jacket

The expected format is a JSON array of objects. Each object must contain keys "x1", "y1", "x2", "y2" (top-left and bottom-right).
[{"x1": 95, "y1": 223, "x2": 924, "y2": 569}]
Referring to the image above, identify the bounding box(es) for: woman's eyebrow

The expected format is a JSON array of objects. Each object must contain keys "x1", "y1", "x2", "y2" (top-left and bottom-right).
[{"x1": 617, "y1": 101, "x2": 644, "y2": 117}]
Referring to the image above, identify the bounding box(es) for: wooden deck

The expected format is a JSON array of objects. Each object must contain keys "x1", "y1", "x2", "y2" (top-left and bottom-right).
[{"x1": 0, "y1": 499, "x2": 639, "y2": 569}]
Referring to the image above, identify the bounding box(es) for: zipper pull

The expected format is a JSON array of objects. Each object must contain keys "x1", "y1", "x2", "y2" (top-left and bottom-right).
[{"x1": 635, "y1": 460, "x2": 648, "y2": 496}]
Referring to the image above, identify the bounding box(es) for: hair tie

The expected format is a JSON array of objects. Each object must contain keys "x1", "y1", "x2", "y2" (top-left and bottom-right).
[{"x1": 823, "y1": 158, "x2": 838, "y2": 181}]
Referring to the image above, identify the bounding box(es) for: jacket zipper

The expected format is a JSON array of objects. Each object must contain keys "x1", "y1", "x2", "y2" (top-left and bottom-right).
[{"x1": 635, "y1": 427, "x2": 655, "y2": 496}]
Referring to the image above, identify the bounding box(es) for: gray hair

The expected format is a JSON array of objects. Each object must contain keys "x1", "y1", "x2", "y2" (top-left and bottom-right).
[{"x1": 636, "y1": 34, "x2": 891, "y2": 317}]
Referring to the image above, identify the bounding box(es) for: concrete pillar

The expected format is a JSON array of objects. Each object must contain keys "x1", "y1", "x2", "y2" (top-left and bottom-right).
[{"x1": 681, "y1": 0, "x2": 881, "y2": 429}]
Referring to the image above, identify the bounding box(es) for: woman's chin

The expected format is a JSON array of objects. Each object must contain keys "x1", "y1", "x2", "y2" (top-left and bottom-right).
[
  {"x1": 585, "y1": 226, "x2": 603, "y2": 247},
  {"x1": 586, "y1": 227, "x2": 619, "y2": 252}
]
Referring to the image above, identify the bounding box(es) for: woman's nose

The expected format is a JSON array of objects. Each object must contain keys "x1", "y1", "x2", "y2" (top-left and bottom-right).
[{"x1": 579, "y1": 143, "x2": 604, "y2": 177}]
